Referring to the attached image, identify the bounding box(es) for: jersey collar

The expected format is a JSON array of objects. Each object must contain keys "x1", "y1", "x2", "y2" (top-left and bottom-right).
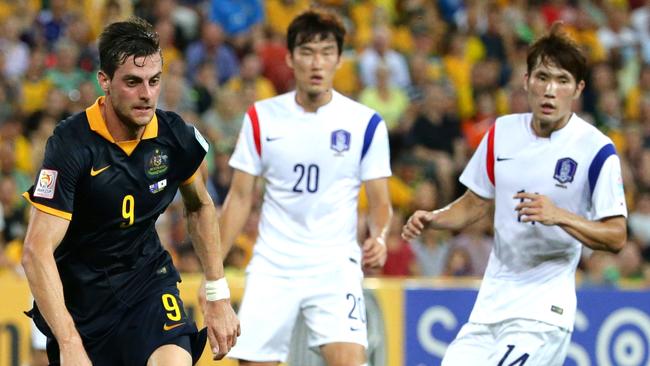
[
  {"x1": 291, "y1": 89, "x2": 340, "y2": 114},
  {"x1": 85, "y1": 97, "x2": 158, "y2": 155},
  {"x1": 547, "y1": 112, "x2": 578, "y2": 140},
  {"x1": 527, "y1": 112, "x2": 577, "y2": 141}
]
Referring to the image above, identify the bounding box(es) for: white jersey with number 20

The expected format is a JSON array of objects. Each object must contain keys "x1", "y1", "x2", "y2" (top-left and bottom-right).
[{"x1": 229, "y1": 91, "x2": 391, "y2": 276}]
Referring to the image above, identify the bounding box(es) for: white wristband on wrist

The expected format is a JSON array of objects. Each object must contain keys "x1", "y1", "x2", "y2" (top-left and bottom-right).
[{"x1": 205, "y1": 278, "x2": 230, "y2": 301}]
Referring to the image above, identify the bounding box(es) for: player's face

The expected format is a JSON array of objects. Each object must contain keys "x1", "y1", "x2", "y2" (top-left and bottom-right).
[
  {"x1": 286, "y1": 35, "x2": 341, "y2": 99},
  {"x1": 524, "y1": 60, "x2": 585, "y2": 130},
  {"x1": 100, "y1": 54, "x2": 162, "y2": 130}
]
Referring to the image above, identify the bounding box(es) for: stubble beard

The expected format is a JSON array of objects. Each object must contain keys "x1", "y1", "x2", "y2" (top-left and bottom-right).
[
  {"x1": 535, "y1": 110, "x2": 571, "y2": 134},
  {"x1": 115, "y1": 105, "x2": 149, "y2": 136},
  {"x1": 306, "y1": 86, "x2": 331, "y2": 102}
]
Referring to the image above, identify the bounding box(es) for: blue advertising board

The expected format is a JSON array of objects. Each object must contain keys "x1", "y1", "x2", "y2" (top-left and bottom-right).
[{"x1": 405, "y1": 287, "x2": 650, "y2": 366}]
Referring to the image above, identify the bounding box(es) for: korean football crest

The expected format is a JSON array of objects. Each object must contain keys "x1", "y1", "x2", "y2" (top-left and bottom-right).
[
  {"x1": 330, "y1": 129, "x2": 351, "y2": 155},
  {"x1": 554, "y1": 157, "x2": 577, "y2": 184}
]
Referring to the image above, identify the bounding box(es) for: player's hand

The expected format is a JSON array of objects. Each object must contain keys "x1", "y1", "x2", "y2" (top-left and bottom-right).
[
  {"x1": 402, "y1": 210, "x2": 435, "y2": 240},
  {"x1": 204, "y1": 299, "x2": 240, "y2": 360},
  {"x1": 362, "y1": 236, "x2": 387, "y2": 268},
  {"x1": 514, "y1": 192, "x2": 563, "y2": 225},
  {"x1": 59, "y1": 337, "x2": 92, "y2": 365}
]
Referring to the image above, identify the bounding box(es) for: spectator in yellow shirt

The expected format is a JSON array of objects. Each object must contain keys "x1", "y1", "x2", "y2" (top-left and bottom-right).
[
  {"x1": 625, "y1": 64, "x2": 650, "y2": 122},
  {"x1": 225, "y1": 52, "x2": 277, "y2": 101},
  {"x1": 265, "y1": 0, "x2": 310, "y2": 36}
]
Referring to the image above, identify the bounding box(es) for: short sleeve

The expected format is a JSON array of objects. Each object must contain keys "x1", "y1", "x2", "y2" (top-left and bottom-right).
[
  {"x1": 177, "y1": 122, "x2": 209, "y2": 183},
  {"x1": 24, "y1": 133, "x2": 84, "y2": 220},
  {"x1": 459, "y1": 129, "x2": 495, "y2": 199},
  {"x1": 590, "y1": 154, "x2": 628, "y2": 220},
  {"x1": 229, "y1": 111, "x2": 263, "y2": 176},
  {"x1": 360, "y1": 115, "x2": 391, "y2": 181}
]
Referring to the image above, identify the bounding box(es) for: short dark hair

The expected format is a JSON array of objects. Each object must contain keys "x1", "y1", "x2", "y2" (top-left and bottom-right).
[
  {"x1": 287, "y1": 8, "x2": 346, "y2": 56},
  {"x1": 98, "y1": 17, "x2": 160, "y2": 78},
  {"x1": 526, "y1": 23, "x2": 587, "y2": 84}
]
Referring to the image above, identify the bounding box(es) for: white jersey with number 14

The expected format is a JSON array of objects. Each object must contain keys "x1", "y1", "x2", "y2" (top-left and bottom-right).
[{"x1": 459, "y1": 113, "x2": 627, "y2": 331}]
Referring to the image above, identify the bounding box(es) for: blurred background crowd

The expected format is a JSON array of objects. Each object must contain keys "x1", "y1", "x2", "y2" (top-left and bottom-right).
[{"x1": 0, "y1": 0, "x2": 649, "y2": 288}]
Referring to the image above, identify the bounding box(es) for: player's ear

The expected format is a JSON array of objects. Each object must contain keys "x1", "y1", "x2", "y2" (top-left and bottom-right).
[
  {"x1": 523, "y1": 73, "x2": 529, "y2": 91},
  {"x1": 97, "y1": 71, "x2": 110, "y2": 93},
  {"x1": 285, "y1": 53, "x2": 294, "y2": 70},
  {"x1": 573, "y1": 79, "x2": 586, "y2": 99}
]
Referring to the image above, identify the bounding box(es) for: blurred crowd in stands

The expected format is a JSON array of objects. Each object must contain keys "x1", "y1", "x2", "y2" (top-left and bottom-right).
[{"x1": 0, "y1": 0, "x2": 649, "y2": 288}]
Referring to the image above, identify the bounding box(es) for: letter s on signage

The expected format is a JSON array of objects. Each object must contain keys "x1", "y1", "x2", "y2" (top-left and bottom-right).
[{"x1": 417, "y1": 306, "x2": 458, "y2": 357}]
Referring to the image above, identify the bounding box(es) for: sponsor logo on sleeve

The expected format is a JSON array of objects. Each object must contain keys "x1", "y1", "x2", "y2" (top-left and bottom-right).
[{"x1": 34, "y1": 169, "x2": 58, "y2": 199}]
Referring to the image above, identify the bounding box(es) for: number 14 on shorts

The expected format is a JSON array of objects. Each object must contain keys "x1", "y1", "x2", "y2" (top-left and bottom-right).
[{"x1": 498, "y1": 345, "x2": 529, "y2": 366}]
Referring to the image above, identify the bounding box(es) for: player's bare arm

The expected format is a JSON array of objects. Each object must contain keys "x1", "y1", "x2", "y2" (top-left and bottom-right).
[
  {"x1": 402, "y1": 189, "x2": 492, "y2": 240},
  {"x1": 218, "y1": 169, "x2": 257, "y2": 254},
  {"x1": 179, "y1": 171, "x2": 240, "y2": 360},
  {"x1": 22, "y1": 208, "x2": 92, "y2": 366},
  {"x1": 197, "y1": 169, "x2": 256, "y2": 311},
  {"x1": 362, "y1": 177, "x2": 392, "y2": 268},
  {"x1": 514, "y1": 192, "x2": 626, "y2": 252}
]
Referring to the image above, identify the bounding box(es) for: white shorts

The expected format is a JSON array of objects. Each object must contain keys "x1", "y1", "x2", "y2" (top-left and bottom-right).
[
  {"x1": 31, "y1": 321, "x2": 47, "y2": 350},
  {"x1": 228, "y1": 259, "x2": 367, "y2": 362},
  {"x1": 441, "y1": 319, "x2": 571, "y2": 366}
]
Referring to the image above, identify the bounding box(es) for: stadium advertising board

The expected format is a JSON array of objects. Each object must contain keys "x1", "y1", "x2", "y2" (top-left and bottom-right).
[{"x1": 406, "y1": 287, "x2": 650, "y2": 366}]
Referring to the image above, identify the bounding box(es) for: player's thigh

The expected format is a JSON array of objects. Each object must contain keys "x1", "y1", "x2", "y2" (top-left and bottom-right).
[
  {"x1": 147, "y1": 344, "x2": 191, "y2": 366},
  {"x1": 490, "y1": 319, "x2": 571, "y2": 366},
  {"x1": 441, "y1": 322, "x2": 494, "y2": 366},
  {"x1": 302, "y1": 260, "x2": 368, "y2": 351},
  {"x1": 119, "y1": 285, "x2": 205, "y2": 366},
  {"x1": 239, "y1": 361, "x2": 280, "y2": 366},
  {"x1": 320, "y1": 342, "x2": 366, "y2": 366},
  {"x1": 228, "y1": 272, "x2": 302, "y2": 363}
]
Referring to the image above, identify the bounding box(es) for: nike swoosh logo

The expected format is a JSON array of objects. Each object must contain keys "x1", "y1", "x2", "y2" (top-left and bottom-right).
[
  {"x1": 90, "y1": 165, "x2": 111, "y2": 176},
  {"x1": 265, "y1": 136, "x2": 282, "y2": 142},
  {"x1": 163, "y1": 322, "x2": 185, "y2": 331},
  {"x1": 496, "y1": 157, "x2": 513, "y2": 162}
]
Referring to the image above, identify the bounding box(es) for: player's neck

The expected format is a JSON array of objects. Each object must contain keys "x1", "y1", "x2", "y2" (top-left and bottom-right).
[
  {"x1": 531, "y1": 113, "x2": 571, "y2": 138},
  {"x1": 295, "y1": 89, "x2": 333, "y2": 113},
  {"x1": 100, "y1": 99, "x2": 145, "y2": 141}
]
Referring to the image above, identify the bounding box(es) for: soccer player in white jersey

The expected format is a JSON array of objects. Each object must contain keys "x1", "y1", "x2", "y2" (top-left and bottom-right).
[
  {"x1": 219, "y1": 9, "x2": 392, "y2": 366},
  {"x1": 403, "y1": 24, "x2": 627, "y2": 365}
]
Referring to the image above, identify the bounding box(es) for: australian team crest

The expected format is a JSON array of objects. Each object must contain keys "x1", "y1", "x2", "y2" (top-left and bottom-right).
[
  {"x1": 145, "y1": 148, "x2": 169, "y2": 178},
  {"x1": 331, "y1": 129, "x2": 351, "y2": 155},
  {"x1": 554, "y1": 157, "x2": 577, "y2": 184}
]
